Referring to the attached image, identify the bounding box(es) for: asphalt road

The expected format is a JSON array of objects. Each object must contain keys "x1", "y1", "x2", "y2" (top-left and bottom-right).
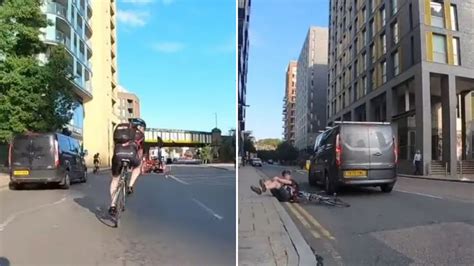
[
  {"x1": 0, "y1": 165, "x2": 235, "y2": 266},
  {"x1": 256, "y1": 164, "x2": 474, "y2": 266}
]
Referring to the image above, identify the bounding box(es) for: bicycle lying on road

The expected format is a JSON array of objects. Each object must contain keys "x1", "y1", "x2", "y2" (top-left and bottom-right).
[
  {"x1": 296, "y1": 190, "x2": 350, "y2": 207},
  {"x1": 110, "y1": 159, "x2": 131, "y2": 227}
]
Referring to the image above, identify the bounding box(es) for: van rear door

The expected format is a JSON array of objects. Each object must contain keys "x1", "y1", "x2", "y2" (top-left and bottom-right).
[
  {"x1": 11, "y1": 134, "x2": 56, "y2": 170},
  {"x1": 368, "y1": 125, "x2": 395, "y2": 179},
  {"x1": 340, "y1": 125, "x2": 371, "y2": 176}
]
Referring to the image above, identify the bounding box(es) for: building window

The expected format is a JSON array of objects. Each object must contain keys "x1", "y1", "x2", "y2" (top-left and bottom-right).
[
  {"x1": 452, "y1": 37, "x2": 460, "y2": 66},
  {"x1": 391, "y1": 0, "x2": 398, "y2": 15},
  {"x1": 380, "y1": 6, "x2": 386, "y2": 27},
  {"x1": 433, "y1": 33, "x2": 447, "y2": 63},
  {"x1": 450, "y1": 4, "x2": 458, "y2": 31},
  {"x1": 392, "y1": 21, "x2": 399, "y2": 44},
  {"x1": 381, "y1": 33, "x2": 386, "y2": 54},
  {"x1": 371, "y1": 0, "x2": 376, "y2": 13},
  {"x1": 370, "y1": 19, "x2": 375, "y2": 36},
  {"x1": 410, "y1": 36, "x2": 415, "y2": 66},
  {"x1": 362, "y1": 7, "x2": 367, "y2": 23},
  {"x1": 393, "y1": 50, "x2": 400, "y2": 75},
  {"x1": 381, "y1": 60, "x2": 387, "y2": 83},
  {"x1": 371, "y1": 68, "x2": 376, "y2": 90},
  {"x1": 370, "y1": 44, "x2": 376, "y2": 62},
  {"x1": 354, "y1": 60, "x2": 358, "y2": 76},
  {"x1": 354, "y1": 37, "x2": 359, "y2": 52},
  {"x1": 430, "y1": 1, "x2": 445, "y2": 28},
  {"x1": 362, "y1": 52, "x2": 367, "y2": 71},
  {"x1": 362, "y1": 75, "x2": 367, "y2": 96},
  {"x1": 362, "y1": 29, "x2": 367, "y2": 45},
  {"x1": 409, "y1": 3, "x2": 413, "y2": 29}
]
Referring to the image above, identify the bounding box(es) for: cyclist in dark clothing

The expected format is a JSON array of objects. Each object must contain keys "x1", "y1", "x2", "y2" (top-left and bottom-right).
[
  {"x1": 251, "y1": 170, "x2": 297, "y2": 202},
  {"x1": 109, "y1": 118, "x2": 146, "y2": 216}
]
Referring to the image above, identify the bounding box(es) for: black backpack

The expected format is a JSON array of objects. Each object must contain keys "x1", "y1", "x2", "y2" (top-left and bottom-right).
[{"x1": 113, "y1": 123, "x2": 136, "y2": 144}]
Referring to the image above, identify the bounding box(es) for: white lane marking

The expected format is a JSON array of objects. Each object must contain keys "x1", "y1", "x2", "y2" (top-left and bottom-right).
[
  {"x1": 192, "y1": 198, "x2": 223, "y2": 220},
  {"x1": 297, "y1": 170, "x2": 307, "y2": 174},
  {"x1": 0, "y1": 197, "x2": 67, "y2": 232},
  {"x1": 396, "y1": 189, "x2": 443, "y2": 199},
  {"x1": 167, "y1": 174, "x2": 189, "y2": 185}
]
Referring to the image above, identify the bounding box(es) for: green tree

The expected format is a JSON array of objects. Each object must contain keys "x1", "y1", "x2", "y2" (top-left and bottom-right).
[
  {"x1": 276, "y1": 141, "x2": 299, "y2": 163},
  {"x1": 256, "y1": 138, "x2": 281, "y2": 149},
  {"x1": 200, "y1": 145, "x2": 213, "y2": 164},
  {"x1": 218, "y1": 135, "x2": 236, "y2": 162},
  {"x1": 0, "y1": 0, "x2": 77, "y2": 142}
]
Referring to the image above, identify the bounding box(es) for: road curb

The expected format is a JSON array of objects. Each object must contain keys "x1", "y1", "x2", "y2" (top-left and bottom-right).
[
  {"x1": 254, "y1": 168, "x2": 317, "y2": 265},
  {"x1": 209, "y1": 166, "x2": 235, "y2": 171},
  {"x1": 399, "y1": 174, "x2": 474, "y2": 183}
]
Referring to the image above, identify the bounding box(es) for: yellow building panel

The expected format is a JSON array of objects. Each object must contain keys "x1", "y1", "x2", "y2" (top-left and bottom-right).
[
  {"x1": 447, "y1": 34, "x2": 454, "y2": 65},
  {"x1": 444, "y1": 0, "x2": 452, "y2": 30},
  {"x1": 424, "y1": 0, "x2": 431, "y2": 25},
  {"x1": 426, "y1": 31, "x2": 433, "y2": 61}
]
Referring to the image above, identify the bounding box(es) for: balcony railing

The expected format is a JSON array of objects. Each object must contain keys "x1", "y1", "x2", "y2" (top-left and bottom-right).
[
  {"x1": 47, "y1": 2, "x2": 67, "y2": 19},
  {"x1": 55, "y1": 30, "x2": 71, "y2": 50}
]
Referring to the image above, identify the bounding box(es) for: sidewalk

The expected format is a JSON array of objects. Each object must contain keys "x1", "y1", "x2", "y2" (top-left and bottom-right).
[
  {"x1": 208, "y1": 163, "x2": 235, "y2": 171},
  {"x1": 399, "y1": 173, "x2": 474, "y2": 183},
  {"x1": 239, "y1": 167, "x2": 316, "y2": 266},
  {"x1": 0, "y1": 172, "x2": 9, "y2": 189}
]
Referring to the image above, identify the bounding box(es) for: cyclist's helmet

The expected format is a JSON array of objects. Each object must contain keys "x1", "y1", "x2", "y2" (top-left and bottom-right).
[{"x1": 129, "y1": 118, "x2": 146, "y2": 129}]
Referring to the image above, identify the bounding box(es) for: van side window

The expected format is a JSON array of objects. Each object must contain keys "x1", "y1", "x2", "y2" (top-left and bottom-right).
[
  {"x1": 319, "y1": 130, "x2": 331, "y2": 147},
  {"x1": 57, "y1": 134, "x2": 70, "y2": 153},
  {"x1": 314, "y1": 134, "x2": 323, "y2": 152},
  {"x1": 69, "y1": 138, "x2": 80, "y2": 154}
]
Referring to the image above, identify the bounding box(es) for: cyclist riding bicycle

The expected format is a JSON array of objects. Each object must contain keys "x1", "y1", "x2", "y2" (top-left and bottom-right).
[
  {"x1": 93, "y1": 153, "x2": 100, "y2": 168},
  {"x1": 108, "y1": 117, "x2": 146, "y2": 216}
]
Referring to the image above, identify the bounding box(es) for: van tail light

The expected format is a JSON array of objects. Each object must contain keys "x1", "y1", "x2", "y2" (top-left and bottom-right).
[
  {"x1": 8, "y1": 143, "x2": 12, "y2": 167},
  {"x1": 54, "y1": 140, "x2": 59, "y2": 167},
  {"x1": 336, "y1": 134, "x2": 342, "y2": 167},
  {"x1": 393, "y1": 137, "x2": 398, "y2": 164}
]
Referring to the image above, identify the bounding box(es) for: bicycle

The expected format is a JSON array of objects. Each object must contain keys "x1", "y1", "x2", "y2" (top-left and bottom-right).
[
  {"x1": 93, "y1": 161, "x2": 100, "y2": 174},
  {"x1": 297, "y1": 190, "x2": 350, "y2": 207},
  {"x1": 110, "y1": 159, "x2": 131, "y2": 227}
]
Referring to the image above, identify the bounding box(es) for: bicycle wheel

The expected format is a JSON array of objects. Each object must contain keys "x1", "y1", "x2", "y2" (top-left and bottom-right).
[{"x1": 323, "y1": 197, "x2": 350, "y2": 207}]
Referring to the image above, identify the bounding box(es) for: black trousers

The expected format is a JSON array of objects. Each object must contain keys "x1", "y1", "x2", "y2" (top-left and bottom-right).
[{"x1": 414, "y1": 161, "x2": 422, "y2": 175}]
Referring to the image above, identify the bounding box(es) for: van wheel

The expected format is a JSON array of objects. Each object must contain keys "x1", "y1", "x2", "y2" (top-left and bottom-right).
[
  {"x1": 59, "y1": 172, "x2": 71, "y2": 189},
  {"x1": 381, "y1": 183, "x2": 394, "y2": 193},
  {"x1": 81, "y1": 169, "x2": 88, "y2": 183},
  {"x1": 308, "y1": 170, "x2": 317, "y2": 186},
  {"x1": 325, "y1": 173, "x2": 337, "y2": 195}
]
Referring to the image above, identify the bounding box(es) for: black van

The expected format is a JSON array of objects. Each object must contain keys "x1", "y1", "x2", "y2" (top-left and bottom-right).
[
  {"x1": 308, "y1": 122, "x2": 397, "y2": 194},
  {"x1": 9, "y1": 132, "x2": 88, "y2": 189}
]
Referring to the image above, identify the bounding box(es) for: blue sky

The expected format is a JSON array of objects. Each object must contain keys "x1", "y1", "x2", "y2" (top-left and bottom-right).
[
  {"x1": 246, "y1": 0, "x2": 329, "y2": 140},
  {"x1": 116, "y1": 0, "x2": 235, "y2": 133}
]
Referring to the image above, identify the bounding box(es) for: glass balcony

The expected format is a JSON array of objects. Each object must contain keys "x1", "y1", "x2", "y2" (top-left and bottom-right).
[
  {"x1": 46, "y1": 2, "x2": 67, "y2": 19},
  {"x1": 55, "y1": 30, "x2": 71, "y2": 50}
]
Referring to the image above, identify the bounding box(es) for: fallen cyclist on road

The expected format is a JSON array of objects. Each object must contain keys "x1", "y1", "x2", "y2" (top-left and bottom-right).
[
  {"x1": 108, "y1": 118, "x2": 147, "y2": 216},
  {"x1": 250, "y1": 170, "x2": 350, "y2": 207}
]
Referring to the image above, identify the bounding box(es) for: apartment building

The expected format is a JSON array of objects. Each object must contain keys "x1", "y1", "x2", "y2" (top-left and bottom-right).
[
  {"x1": 295, "y1": 27, "x2": 329, "y2": 151},
  {"x1": 83, "y1": 0, "x2": 120, "y2": 166},
  {"x1": 117, "y1": 86, "x2": 141, "y2": 123},
  {"x1": 42, "y1": 0, "x2": 93, "y2": 139},
  {"x1": 327, "y1": 0, "x2": 474, "y2": 176},
  {"x1": 283, "y1": 61, "x2": 298, "y2": 145}
]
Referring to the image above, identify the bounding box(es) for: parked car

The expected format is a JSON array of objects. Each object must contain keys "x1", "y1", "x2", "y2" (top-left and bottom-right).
[
  {"x1": 251, "y1": 158, "x2": 263, "y2": 167},
  {"x1": 267, "y1": 159, "x2": 274, "y2": 164},
  {"x1": 9, "y1": 132, "x2": 88, "y2": 190},
  {"x1": 308, "y1": 121, "x2": 397, "y2": 194}
]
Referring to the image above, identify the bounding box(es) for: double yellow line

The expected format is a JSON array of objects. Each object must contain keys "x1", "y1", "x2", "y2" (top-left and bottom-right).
[{"x1": 284, "y1": 202, "x2": 336, "y2": 241}]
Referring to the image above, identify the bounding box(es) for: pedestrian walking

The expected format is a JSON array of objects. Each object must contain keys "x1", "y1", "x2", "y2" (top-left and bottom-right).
[{"x1": 413, "y1": 150, "x2": 422, "y2": 175}]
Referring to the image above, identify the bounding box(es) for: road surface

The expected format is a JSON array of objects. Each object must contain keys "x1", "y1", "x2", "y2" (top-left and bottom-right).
[
  {"x1": 0, "y1": 166, "x2": 235, "y2": 265},
  {"x1": 256, "y1": 164, "x2": 474, "y2": 266}
]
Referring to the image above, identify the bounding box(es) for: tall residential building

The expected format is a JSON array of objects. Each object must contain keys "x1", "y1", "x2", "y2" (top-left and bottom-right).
[
  {"x1": 42, "y1": 0, "x2": 93, "y2": 139},
  {"x1": 295, "y1": 27, "x2": 329, "y2": 151},
  {"x1": 327, "y1": 0, "x2": 474, "y2": 177},
  {"x1": 83, "y1": 0, "x2": 120, "y2": 166},
  {"x1": 117, "y1": 86, "x2": 141, "y2": 123},
  {"x1": 283, "y1": 61, "x2": 298, "y2": 145},
  {"x1": 238, "y1": 0, "x2": 251, "y2": 157}
]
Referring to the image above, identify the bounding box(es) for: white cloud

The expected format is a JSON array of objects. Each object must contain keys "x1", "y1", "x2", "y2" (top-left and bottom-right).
[
  {"x1": 152, "y1": 42, "x2": 185, "y2": 53},
  {"x1": 117, "y1": 10, "x2": 149, "y2": 27},
  {"x1": 122, "y1": 0, "x2": 155, "y2": 4}
]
